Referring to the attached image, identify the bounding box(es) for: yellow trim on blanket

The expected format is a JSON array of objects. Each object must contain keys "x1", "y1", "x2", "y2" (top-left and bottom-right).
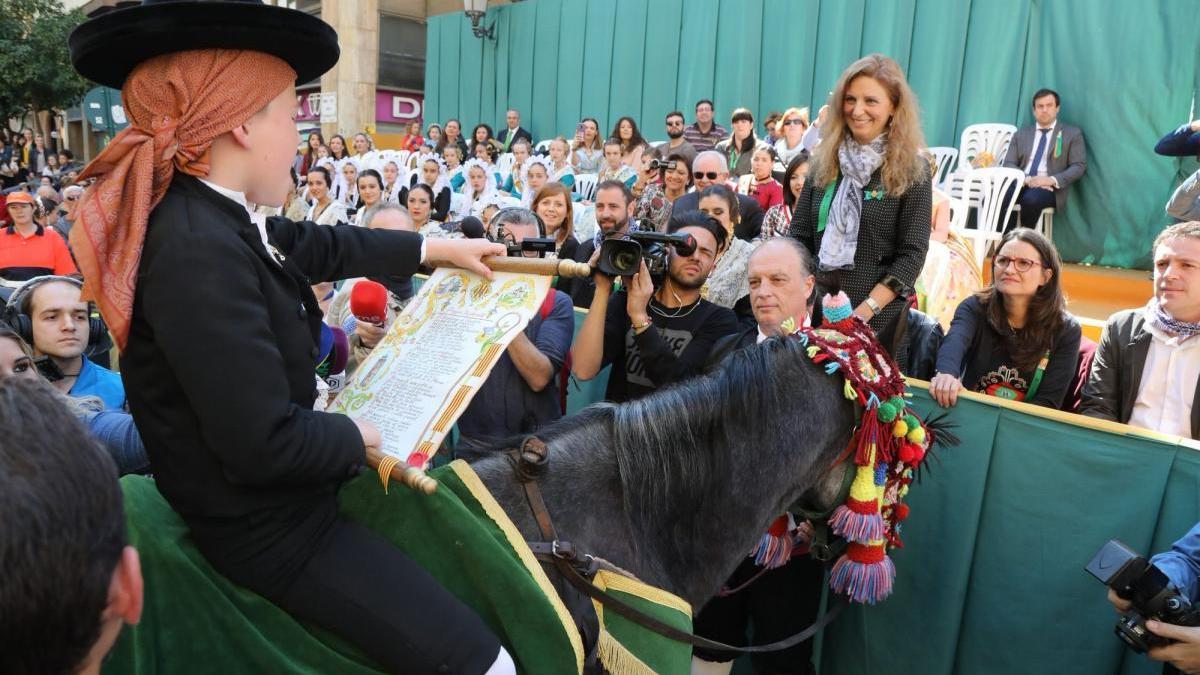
[
  {"x1": 596, "y1": 629, "x2": 655, "y2": 675},
  {"x1": 594, "y1": 569, "x2": 692, "y2": 617},
  {"x1": 449, "y1": 461, "x2": 585, "y2": 673}
]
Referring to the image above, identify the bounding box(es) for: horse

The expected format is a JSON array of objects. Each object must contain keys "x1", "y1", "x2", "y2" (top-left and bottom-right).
[{"x1": 467, "y1": 335, "x2": 858, "y2": 642}]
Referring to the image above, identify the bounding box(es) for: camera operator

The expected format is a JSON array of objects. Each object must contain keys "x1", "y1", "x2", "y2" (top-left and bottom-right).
[
  {"x1": 1109, "y1": 525, "x2": 1200, "y2": 674},
  {"x1": 456, "y1": 208, "x2": 574, "y2": 454},
  {"x1": 572, "y1": 209, "x2": 738, "y2": 402},
  {"x1": 567, "y1": 180, "x2": 637, "y2": 308}
]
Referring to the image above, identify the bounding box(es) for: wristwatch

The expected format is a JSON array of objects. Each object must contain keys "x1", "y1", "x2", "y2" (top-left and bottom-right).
[{"x1": 864, "y1": 297, "x2": 881, "y2": 316}]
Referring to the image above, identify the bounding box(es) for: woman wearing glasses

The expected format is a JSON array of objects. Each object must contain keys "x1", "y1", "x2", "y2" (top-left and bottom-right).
[
  {"x1": 930, "y1": 228, "x2": 1081, "y2": 408},
  {"x1": 773, "y1": 106, "x2": 817, "y2": 165}
]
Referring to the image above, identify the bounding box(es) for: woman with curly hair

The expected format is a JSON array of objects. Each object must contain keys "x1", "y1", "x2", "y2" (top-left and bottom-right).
[{"x1": 790, "y1": 53, "x2": 931, "y2": 347}]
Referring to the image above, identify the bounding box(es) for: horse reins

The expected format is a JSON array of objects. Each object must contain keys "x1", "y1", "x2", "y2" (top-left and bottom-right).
[{"x1": 508, "y1": 436, "x2": 845, "y2": 656}]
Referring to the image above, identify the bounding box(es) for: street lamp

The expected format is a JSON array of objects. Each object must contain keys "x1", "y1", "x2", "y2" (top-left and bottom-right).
[{"x1": 463, "y1": 0, "x2": 493, "y2": 40}]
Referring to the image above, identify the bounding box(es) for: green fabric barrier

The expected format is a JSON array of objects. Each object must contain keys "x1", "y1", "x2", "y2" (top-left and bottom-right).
[
  {"x1": 819, "y1": 387, "x2": 1200, "y2": 675},
  {"x1": 107, "y1": 463, "x2": 588, "y2": 674},
  {"x1": 424, "y1": 0, "x2": 1200, "y2": 269}
]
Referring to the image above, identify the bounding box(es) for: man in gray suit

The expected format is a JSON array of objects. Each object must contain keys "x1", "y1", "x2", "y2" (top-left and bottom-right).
[{"x1": 1002, "y1": 88, "x2": 1087, "y2": 229}]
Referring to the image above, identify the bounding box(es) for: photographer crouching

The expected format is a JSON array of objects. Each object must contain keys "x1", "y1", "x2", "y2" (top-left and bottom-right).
[
  {"x1": 455, "y1": 208, "x2": 574, "y2": 457},
  {"x1": 1101, "y1": 529, "x2": 1200, "y2": 674},
  {"x1": 572, "y1": 208, "x2": 738, "y2": 403}
]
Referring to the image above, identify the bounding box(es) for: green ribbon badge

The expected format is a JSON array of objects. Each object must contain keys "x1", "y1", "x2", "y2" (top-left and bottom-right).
[
  {"x1": 1054, "y1": 131, "x2": 1062, "y2": 158},
  {"x1": 864, "y1": 188, "x2": 885, "y2": 201}
]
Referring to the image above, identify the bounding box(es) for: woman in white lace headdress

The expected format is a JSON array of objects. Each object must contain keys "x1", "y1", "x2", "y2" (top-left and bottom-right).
[
  {"x1": 378, "y1": 151, "x2": 405, "y2": 204},
  {"x1": 350, "y1": 131, "x2": 379, "y2": 168},
  {"x1": 461, "y1": 158, "x2": 501, "y2": 219},
  {"x1": 335, "y1": 158, "x2": 360, "y2": 207},
  {"x1": 411, "y1": 152, "x2": 452, "y2": 222},
  {"x1": 517, "y1": 155, "x2": 554, "y2": 208}
]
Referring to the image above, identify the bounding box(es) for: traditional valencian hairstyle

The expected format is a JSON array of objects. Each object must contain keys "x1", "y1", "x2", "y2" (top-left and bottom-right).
[{"x1": 810, "y1": 53, "x2": 928, "y2": 197}]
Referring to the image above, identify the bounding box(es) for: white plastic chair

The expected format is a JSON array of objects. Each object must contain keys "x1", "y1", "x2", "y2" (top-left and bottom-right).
[
  {"x1": 534, "y1": 140, "x2": 552, "y2": 155},
  {"x1": 496, "y1": 152, "x2": 516, "y2": 179},
  {"x1": 393, "y1": 150, "x2": 412, "y2": 173},
  {"x1": 957, "y1": 124, "x2": 1017, "y2": 172},
  {"x1": 927, "y1": 146, "x2": 958, "y2": 191},
  {"x1": 574, "y1": 173, "x2": 599, "y2": 202},
  {"x1": 952, "y1": 167, "x2": 1024, "y2": 269},
  {"x1": 1012, "y1": 205, "x2": 1055, "y2": 241},
  {"x1": 648, "y1": 141, "x2": 666, "y2": 149}
]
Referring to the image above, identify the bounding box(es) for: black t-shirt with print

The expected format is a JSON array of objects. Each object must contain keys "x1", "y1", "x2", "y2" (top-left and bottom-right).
[{"x1": 601, "y1": 290, "x2": 738, "y2": 402}]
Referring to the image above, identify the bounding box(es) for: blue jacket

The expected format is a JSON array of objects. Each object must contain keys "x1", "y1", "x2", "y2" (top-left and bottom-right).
[
  {"x1": 1154, "y1": 123, "x2": 1200, "y2": 158},
  {"x1": 1153, "y1": 521, "x2": 1200, "y2": 601}
]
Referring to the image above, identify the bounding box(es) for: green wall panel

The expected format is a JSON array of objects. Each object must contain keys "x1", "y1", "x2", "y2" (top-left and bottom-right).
[{"x1": 424, "y1": 0, "x2": 1200, "y2": 269}]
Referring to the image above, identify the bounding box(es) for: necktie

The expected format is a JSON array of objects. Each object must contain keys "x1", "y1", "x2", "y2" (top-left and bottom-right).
[{"x1": 1029, "y1": 128, "x2": 1049, "y2": 176}]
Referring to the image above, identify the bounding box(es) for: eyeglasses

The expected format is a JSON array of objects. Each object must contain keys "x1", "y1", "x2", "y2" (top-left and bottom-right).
[
  {"x1": 783, "y1": 119, "x2": 806, "y2": 126},
  {"x1": 696, "y1": 172, "x2": 721, "y2": 180},
  {"x1": 993, "y1": 255, "x2": 1043, "y2": 273}
]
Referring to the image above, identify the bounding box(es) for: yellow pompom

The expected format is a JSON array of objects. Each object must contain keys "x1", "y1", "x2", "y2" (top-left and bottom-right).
[
  {"x1": 806, "y1": 345, "x2": 820, "y2": 358},
  {"x1": 892, "y1": 420, "x2": 909, "y2": 437},
  {"x1": 907, "y1": 426, "x2": 926, "y2": 445},
  {"x1": 844, "y1": 380, "x2": 857, "y2": 400}
]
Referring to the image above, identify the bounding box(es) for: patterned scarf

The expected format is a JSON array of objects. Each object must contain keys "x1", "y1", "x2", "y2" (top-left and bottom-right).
[
  {"x1": 818, "y1": 134, "x2": 888, "y2": 271},
  {"x1": 1147, "y1": 296, "x2": 1200, "y2": 337},
  {"x1": 70, "y1": 50, "x2": 297, "y2": 350}
]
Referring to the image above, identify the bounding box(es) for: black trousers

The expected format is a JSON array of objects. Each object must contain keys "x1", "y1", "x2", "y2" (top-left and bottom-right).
[
  {"x1": 1013, "y1": 186, "x2": 1056, "y2": 230},
  {"x1": 203, "y1": 515, "x2": 502, "y2": 674},
  {"x1": 692, "y1": 555, "x2": 825, "y2": 674}
]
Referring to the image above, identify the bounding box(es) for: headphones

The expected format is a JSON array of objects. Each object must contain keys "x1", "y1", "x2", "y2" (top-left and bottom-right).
[{"x1": 3, "y1": 275, "x2": 106, "y2": 350}]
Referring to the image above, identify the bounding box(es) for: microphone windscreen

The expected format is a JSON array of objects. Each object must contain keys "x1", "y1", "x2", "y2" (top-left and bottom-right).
[
  {"x1": 459, "y1": 215, "x2": 486, "y2": 240},
  {"x1": 316, "y1": 323, "x2": 334, "y2": 366},
  {"x1": 329, "y1": 326, "x2": 350, "y2": 374},
  {"x1": 349, "y1": 280, "x2": 389, "y2": 325}
]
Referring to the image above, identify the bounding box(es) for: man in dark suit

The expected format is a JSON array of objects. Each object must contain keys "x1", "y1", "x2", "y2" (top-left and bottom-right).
[
  {"x1": 67, "y1": 2, "x2": 513, "y2": 671},
  {"x1": 672, "y1": 150, "x2": 764, "y2": 242},
  {"x1": 1002, "y1": 88, "x2": 1087, "y2": 229},
  {"x1": 497, "y1": 108, "x2": 532, "y2": 153},
  {"x1": 696, "y1": 237, "x2": 826, "y2": 675},
  {"x1": 1082, "y1": 221, "x2": 1200, "y2": 440}
]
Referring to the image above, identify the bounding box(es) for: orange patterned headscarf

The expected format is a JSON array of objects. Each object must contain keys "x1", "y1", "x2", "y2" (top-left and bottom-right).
[{"x1": 70, "y1": 49, "x2": 297, "y2": 350}]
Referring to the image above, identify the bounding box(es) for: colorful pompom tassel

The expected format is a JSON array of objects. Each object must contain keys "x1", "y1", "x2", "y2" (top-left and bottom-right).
[
  {"x1": 830, "y1": 541, "x2": 896, "y2": 604},
  {"x1": 822, "y1": 291, "x2": 854, "y2": 323},
  {"x1": 751, "y1": 515, "x2": 794, "y2": 568},
  {"x1": 829, "y1": 464, "x2": 884, "y2": 542}
]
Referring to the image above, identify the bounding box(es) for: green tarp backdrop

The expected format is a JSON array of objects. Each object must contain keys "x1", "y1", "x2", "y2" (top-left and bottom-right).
[
  {"x1": 423, "y1": 0, "x2": 1200, "y2": 270},
  {"x1": 818, "y1": 388, "x2": 1200, "y2": 675}
]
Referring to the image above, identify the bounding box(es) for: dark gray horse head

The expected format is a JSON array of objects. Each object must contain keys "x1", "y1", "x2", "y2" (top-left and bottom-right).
[{"x1": 471, "y1": 335, "x2": 858, "y2": 608}]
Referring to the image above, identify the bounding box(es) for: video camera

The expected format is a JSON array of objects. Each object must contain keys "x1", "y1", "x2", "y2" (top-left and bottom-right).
[
  {"x1": 596, "y1": 231, "x2": 697, "y2": 279},
  {"x1": 1086, "y1": 539, "x2": 1200, "y2": 653},
  {"x1": 647, "y1": 158, "x2": 679, "y2": 173}
]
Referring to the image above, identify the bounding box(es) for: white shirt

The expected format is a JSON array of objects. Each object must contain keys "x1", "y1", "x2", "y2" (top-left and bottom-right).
[
  {"x1": 755, "y1": 314, "x2": 813, "y2": 343},
  {"x1": 198, "y1": 178, "x2": 273, "y2": 261},
  {"x1": 1128, "y1": 315, "x2": 1200, "y2": 439},
  {"x1": 1024, "y1": 121, "x2": 1057, "y2": 179}
]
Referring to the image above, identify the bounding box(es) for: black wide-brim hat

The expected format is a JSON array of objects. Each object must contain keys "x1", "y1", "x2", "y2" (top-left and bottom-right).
[{"x1": 69, "y1": 0, "x2": 340, "y2": 89}]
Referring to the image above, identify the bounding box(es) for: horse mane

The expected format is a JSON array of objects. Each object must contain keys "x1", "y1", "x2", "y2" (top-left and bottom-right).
[{"x1": 602, "y1": 337, "x2": 847, "y2": 544}]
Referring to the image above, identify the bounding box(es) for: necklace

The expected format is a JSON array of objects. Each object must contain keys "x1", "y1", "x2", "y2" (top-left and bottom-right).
[{"x1": 650, "y1": 295, "x2": 701, "y2": 319}]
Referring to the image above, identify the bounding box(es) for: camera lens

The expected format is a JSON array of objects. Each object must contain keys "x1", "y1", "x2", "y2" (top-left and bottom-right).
[{"x1": 612, "y1": 250, "x2": 639, "y2": 274}]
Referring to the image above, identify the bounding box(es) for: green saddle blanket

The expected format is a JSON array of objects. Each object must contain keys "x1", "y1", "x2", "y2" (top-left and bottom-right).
[{"x1": 107, "y1": 461, "x2": 691, "y2": 675}]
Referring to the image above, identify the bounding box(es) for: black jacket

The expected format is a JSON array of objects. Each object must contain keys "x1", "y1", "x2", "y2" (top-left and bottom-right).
[
  {"x1": 122, "y1": 175, "x2": 423, "y2": 586},
  {"x1": 672, "y1": 190, "x2": 764, "y2": 243},
  {"x1": 790, "y1": 167, "x2": 931, "y2": 336},
  {"x1": 496, "y1": 125, "x2": 532, "y2": 151},
  {"x1": 1080, "y1": 308, "x2": 1200, "y2": 438}
]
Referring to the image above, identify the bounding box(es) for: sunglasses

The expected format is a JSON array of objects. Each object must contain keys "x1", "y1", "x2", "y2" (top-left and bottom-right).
[
  {"x1": 783, "y1": 119, "x2": 806, "y2": 126},
  {"x1": 666, "y1": 121, "x2": 684, "y2": 127},
  {"x1": 65, "y1": 195, "x2": 79, "y2": 202},
  {"x1": 993, "y1": 255, "x2": 1043, "y2": 273},
  {"x1": 696, "y1": 172, "x2": 721, "y2": 180}
]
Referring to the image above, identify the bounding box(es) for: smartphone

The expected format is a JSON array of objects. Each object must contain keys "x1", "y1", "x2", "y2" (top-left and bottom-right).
[{"x1": 575, "y1": 123, "x2": 586, "y2": 137}]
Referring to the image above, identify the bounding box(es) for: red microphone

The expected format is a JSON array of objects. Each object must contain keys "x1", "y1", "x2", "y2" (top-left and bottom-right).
[{"x1": 349, "y1": 280, "x2": 389, "y2": 326}]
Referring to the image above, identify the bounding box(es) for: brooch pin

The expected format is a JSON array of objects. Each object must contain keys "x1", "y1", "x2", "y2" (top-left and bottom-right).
[
  {"x1": 864, "y1": 189, "x2": 884, "y2": 201},
  {"x1": 267, "y1": 243, "x2": 287, "y2": 264}
]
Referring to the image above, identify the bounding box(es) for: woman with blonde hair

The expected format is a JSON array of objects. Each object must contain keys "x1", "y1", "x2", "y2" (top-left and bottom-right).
[
  {"x1": 774, "y1": 106, "x2": 816, "y2": 165},
  {"x1": 571, "y1": 117, "x2": 603, "y2": 173},
  {"x1": 790, "y1": 53, "x2": 931, "y2": 348}
]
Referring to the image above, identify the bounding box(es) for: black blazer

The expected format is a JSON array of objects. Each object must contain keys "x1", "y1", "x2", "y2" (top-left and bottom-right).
[
  {"x1": 789, "y1": 166, "x2": 931, "y2": 336},
  {"x1": 496, "y1": 125, "x2": 532, "y2": 151},
  {"x1": 1081, "y1": 309, "x2": 1200, "y2": 438},
  {"x1": 122, "y1": 175, "x2": 423, "y2": 575}
]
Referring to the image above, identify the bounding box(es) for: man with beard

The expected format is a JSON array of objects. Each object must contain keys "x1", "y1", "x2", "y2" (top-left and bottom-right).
[
  {"x1": 568, "y1": 180, "x2": 637, "y2": 308},
  {"x1": 651, "y1": 111, "x2": 697, "y2": 167},
  {"x1": 572, "y1": 209, "x2": 738, "y2": 402}
]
